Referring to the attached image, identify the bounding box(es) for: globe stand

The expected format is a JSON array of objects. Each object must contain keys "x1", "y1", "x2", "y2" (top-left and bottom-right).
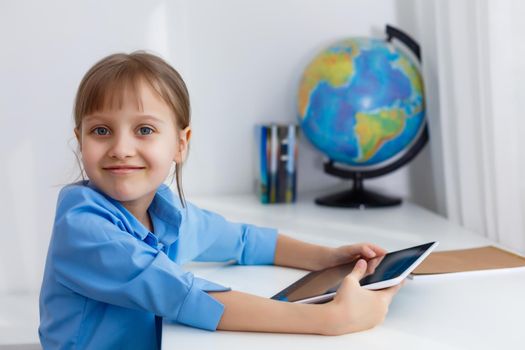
[{"x1": 315, "y1": 162, "x2": 402, "y2": 208}]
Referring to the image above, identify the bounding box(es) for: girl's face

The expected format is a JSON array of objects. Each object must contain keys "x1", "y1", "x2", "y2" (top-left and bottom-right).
[{"x1": 75, "y1": 81, "x2": 189, "y2": 207}]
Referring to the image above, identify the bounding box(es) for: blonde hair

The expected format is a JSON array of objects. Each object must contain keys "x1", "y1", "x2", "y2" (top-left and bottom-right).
[{"x1": 73, "y1": 51, "x2": 190, "y2": 207}]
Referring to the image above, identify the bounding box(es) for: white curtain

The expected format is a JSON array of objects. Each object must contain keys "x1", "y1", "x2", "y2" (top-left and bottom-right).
[{"x1": 417, "y1": 0, "x2": 525, "y2": 253}]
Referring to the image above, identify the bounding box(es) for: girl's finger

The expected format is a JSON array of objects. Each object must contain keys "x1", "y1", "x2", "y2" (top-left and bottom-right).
[
  {"x1": 367, "y1": 243, "x2": 387, "y2": 256},
  {"x1": 344, "y1": 244, "x2": 377, "y2": 258},
  {"x1": 378, "y1": 281, "x2": 404, "y2": 301},
  {"x1": 348, "y1": 259, "x2": 368, "y2": 282}
]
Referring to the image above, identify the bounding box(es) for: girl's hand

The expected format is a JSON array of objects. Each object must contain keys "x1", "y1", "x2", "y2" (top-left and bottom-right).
[
  {"x1": 321, "y1": 243, "x2": 387, "y2": 270},
  {"x1": 322, "y1": 259, "x2": 402, "y2": 335}
]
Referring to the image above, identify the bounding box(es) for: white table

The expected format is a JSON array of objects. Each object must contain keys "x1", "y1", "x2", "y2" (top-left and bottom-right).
[{"x1": 162, "y1": 193, "x2": 525, "y2": 350}]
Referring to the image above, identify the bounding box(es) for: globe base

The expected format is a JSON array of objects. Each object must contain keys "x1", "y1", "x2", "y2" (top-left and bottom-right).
[{"x1": 315, "y1": 187, "x2": 401, "y2": 209}]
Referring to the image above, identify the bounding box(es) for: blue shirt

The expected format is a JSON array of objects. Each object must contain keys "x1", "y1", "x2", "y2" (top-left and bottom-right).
[{"x1": 39, "y1": 181, "x2": 278, "y2": 349}]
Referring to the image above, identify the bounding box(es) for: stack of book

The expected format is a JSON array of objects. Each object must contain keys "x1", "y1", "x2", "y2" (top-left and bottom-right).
[{"x1": 256, "y1": 124, "x2": 299, "y2": 204}]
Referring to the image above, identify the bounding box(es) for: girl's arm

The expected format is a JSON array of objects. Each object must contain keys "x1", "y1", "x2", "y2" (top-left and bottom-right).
[
  {"x1": 209, "y1": 259, "x2": 401, "y2": 335},
  {"x1": 273, "y1": 234, "x2": 387, "y2": 271},
  {"x1": 209, "y1": 290, "x2": 328, "y2": 334}
]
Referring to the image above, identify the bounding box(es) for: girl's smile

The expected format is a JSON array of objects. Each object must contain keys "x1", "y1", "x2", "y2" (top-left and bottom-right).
[{"x1": 103, "y1": 165, "x2": 147, "y2": 175}]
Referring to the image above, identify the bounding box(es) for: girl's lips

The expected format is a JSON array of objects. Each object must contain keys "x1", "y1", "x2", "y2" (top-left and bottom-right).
[{"x1": 103, "y1": 166, "x2": 145, "y2": 174}]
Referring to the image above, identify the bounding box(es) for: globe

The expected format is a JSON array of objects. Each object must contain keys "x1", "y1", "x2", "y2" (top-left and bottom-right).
[{"x1": 297, "y1": 25, "x2": 428, "y2": 208}]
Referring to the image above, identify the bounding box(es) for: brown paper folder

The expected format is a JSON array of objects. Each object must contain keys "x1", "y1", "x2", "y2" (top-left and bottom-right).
[{"x1": 412, "y1": 246, "x2": 525, "y2": 275}]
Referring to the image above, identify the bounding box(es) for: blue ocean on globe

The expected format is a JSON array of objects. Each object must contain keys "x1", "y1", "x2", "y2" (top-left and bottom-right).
[{"x1": 298, "y1": 38, "x2": 425, "y2": 167}]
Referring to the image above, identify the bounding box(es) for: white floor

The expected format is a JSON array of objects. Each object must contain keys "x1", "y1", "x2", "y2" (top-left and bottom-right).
[{"x1": 0, "y1": 292, "x2": 40, "y2": 348}]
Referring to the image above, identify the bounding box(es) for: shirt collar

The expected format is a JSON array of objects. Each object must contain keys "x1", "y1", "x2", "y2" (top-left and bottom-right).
[
  {"x1": 148, "y1": 186, "x2": 183, "y2": 245},
  {"x1": 85, "y1": 181, "x2": 182, "y2": 243}
]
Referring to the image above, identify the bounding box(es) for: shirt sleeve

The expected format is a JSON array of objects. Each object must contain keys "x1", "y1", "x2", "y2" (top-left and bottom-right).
[
  {"x1": 50, "y1": 197, "x2": 228, "y2": 331},
  {"x1": 176, "y1": 201, "x2": 279, "y2": 265}
]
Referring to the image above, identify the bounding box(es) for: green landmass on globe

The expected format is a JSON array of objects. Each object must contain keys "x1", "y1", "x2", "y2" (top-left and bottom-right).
[{"x1": 298, "y1": 38, "x2": 425, "y2": 167}]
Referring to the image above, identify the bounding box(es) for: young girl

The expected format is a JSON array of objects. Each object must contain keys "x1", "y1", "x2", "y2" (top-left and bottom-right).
[{"x1": 39, "y1": 51, "x2": 401, "y2": 349}]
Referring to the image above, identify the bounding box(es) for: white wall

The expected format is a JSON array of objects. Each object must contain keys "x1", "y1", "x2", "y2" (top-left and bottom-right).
[
  {"x1": 0, "y1": 0, "x2": 434, "y2": 293},
  {"x1": 181, "y1": 0, "x2": 435, "y2": 206}
]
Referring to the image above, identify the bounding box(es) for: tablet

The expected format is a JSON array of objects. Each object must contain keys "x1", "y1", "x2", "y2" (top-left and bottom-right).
[{"x1": 271, "y1": 241, "x2": 439, "y2": 304}]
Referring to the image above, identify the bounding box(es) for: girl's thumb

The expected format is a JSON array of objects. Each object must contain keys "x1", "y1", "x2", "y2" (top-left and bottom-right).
[{"x1": 348, "y1": 259, "x2": 367, "y2": 282}]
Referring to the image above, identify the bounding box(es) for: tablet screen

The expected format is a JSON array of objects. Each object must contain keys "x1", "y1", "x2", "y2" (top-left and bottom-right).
[{"x1": 271, "y1": 242, "x2": 436, "y2": 303}]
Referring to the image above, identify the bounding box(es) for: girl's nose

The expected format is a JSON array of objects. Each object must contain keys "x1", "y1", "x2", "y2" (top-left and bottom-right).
[{"x1": 108, "y1": 133, "x2": 136, "y2": 160}]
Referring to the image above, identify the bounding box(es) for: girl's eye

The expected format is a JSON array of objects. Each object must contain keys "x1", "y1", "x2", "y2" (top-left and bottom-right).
[
  {"x1": 138, "y1": 126, "x2": 154, "y2": 136},
  {"x1": 93, "y1": 127, "x2": 110, "y2": 136}
]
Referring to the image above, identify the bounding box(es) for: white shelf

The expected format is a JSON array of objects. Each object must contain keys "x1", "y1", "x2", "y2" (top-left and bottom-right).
[{"x1": 189, "y1": 192, "x2": 490, "y2": 251}]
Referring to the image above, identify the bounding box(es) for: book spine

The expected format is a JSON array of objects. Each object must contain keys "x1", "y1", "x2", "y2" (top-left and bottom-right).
[
  {"x1": 259, "y1": 125, "x2": 269, "y2": 204},
  {"x1": 269, "y1": 124, "x2": 278, "y2": 203},
  {"x1": 265, "y1": 126, "x2": 272, "y2": 202},
  {"x1": 286, "y1": 124, "x2": 297, "y2": 203},
  {"x1": 277, "y1": 126, "x2": 289, "y2": 203}
]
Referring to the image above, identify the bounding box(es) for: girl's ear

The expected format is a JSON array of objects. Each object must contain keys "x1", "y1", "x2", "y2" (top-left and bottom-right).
[
  {"x1": 74, "y1": 128, "x2": 82, "y2": 151},
  {"x1": 175, "y1": 126, "x2": 192, "y2": 164}
]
